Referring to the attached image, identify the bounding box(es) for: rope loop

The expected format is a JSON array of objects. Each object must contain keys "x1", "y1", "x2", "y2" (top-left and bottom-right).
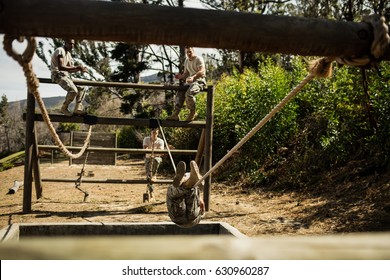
[
  {"x1": 3, "y1": 35, "x2": 36, "y2": 66},
  {"x1": 336, "y1": 14, "x2": 390, "y2": 67},
  {"x1": 363, "y1": 14, "x2": 390, "y2": 60}
]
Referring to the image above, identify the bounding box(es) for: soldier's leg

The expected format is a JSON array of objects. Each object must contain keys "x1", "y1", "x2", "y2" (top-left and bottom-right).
[
  {"x1": 53, "y1": 72, "x2": 78, "y2": 117},
  {"x1": 185, "y1": 82, "x2": 203, "y2": 121},
  {"x1": 167, "y1": 90, "x2": 186, "y2": 120},
  {"x1": 151, "y1": 157, "x2": 163, "y2": 180},
  {"x1": 74, "y1": 87, "x2": 87, "y2": 115}
]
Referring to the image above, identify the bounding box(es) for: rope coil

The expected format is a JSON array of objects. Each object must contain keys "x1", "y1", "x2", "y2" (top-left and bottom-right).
[
  {"x1": 336, "y1": 15, "x2": 390, "y2": 67},
  {"x1": 3, "y1": 35, "x2": 92, "y2": 159}
]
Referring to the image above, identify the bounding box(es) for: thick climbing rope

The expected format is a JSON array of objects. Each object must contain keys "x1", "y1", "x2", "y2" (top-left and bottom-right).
[
  {"x1": 3, "y1": 35, "x2": 92, "y2": 159},
  {"x1": 192, "y1": 15, "x2": 390, "y2": 189}
]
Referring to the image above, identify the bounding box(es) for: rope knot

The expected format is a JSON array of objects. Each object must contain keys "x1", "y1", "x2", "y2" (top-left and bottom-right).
[
  {"x1": 3, "y1": 35, "x2": 36, "y2": 66},
  {"x1": 336, "y1": 14, "x2": 390, "y2": 67}
]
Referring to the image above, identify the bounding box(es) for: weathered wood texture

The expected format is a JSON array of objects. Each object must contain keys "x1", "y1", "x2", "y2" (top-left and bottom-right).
[
  {"x1": 27, "y1": 113, "x2": 207, "y2": 128},
  {"x1": 0, "y1": 0, "x2": 386, "y2": 59},
  {"x1": 0, "y1": 233, "x2": 389, "y2": 259},
  {"x1": 38, "y1": 78, "x2": 189, "y2": 91},
  {"x1": 38, "y1": 145, "x2": 197, "y2": 155}
]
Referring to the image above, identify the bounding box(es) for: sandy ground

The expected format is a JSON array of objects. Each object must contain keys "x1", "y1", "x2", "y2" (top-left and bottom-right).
[{"x1": 0, "y1": 158, "x2": 334, "y2": 237}]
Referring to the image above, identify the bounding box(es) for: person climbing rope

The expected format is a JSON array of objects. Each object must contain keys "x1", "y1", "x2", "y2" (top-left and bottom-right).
[
  {"x1": 166, "y1": 160, "x2": 205, "y2": 228},
  {"x1": 143, "y1": 128, "x2": 164, "y2": 197},
  {"x1": 167, "y1": 47, "x2": 207, "y2": 121},
  {"x1": 50, "y1": 38, "x2": 88, "y2": 117}
]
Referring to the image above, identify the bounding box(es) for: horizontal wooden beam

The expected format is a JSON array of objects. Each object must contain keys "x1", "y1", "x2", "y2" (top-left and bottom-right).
[
  {"x1": 1, "y1": 0, "x2": 386, "y2": 59},
  {"x1": 1, "y1": 232, "x2": 389, "y2": 259},
  {"x1": 38, "y1": 145, "x2": 197, "y2": 155},
  {"x1": 41, "y1": 178, "x2": 173, "y2": 184},
  {"x1": 24, "y1": 113, "x2": 206, "y2": 128},
  {"x1": 38, "y1": 78, "x2": 192, "y2": 91}
]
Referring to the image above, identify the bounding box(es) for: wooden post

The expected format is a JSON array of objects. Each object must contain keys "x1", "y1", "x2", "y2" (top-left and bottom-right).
[
  {"x1": 204, "y1": 86, "x2": 214, "y2": 211},
  {"x1": 195, "y1": 129, "x2": 205, "y2": 167},
  {"x1": 32, "y1": 123, "x2": 43, "y2": 199},
  {"x1": 0, "y1": 0, "x2": 386, "y2": 59},
  {"x1": 22, "y1": 90, "x2": 35, "y2": 213}
]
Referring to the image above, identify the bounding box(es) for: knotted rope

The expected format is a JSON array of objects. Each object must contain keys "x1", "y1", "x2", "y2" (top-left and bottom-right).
[
  {"x1": 3, "y1": 35, "x2": 92, "y2": 159},
  {"x1": 192, "y1": 15, "x2": 390, "y2": 189},
  {"x1": 336, "y1": 15, "x2": 390, "y2": 67}
]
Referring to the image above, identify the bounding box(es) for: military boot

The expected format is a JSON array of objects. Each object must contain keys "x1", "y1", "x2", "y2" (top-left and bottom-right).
[
  {"x1": 184, "y1": 160, "x2": 204, "y2": 189},
  {"x1": 185, "y1": 109, "x2": 197, "y2": 121},
  {"x1": 167, "y1": 109, "x2": 181, "y2": 121},
  {"x1": 73, "y1": 102, "x2": 87, "y2": 116},
  {"x1": 61, "y1": 102, "x2": 73, "y2": 117},
  {"x1": 173, "y1": 161, "x2": 186, "y2": 188}
]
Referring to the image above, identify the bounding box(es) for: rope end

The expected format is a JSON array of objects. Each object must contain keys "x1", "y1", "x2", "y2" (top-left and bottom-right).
[{"x1": 308, "y1": 58, "x2": 333, "y2": 78}]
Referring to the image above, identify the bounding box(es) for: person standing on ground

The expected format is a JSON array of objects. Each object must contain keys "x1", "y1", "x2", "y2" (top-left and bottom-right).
[
  {"x1": 166, "y1": 160, "x2": 205, "y2": 228},
  {"x1": 50, "y1": 39, "x2": 88, "y2": 117},
  {"x1": 143, "y1": 128, "x2": 165, "y2": 196},
  {"x1": 167, "y1": 47, "x2": 207, "y2": 121}
]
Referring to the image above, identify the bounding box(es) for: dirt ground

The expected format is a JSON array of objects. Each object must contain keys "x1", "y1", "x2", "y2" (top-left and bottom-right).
[{"x1": 0, "y1": 157, "x2": 388, "y2": 237}]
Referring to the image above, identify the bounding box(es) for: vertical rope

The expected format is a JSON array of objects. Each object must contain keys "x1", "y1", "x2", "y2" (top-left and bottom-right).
[{"x1": 157, "y1": 119, "x2": 176, "y2": 173}]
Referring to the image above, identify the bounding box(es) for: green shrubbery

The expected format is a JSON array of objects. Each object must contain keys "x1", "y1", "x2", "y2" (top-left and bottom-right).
[{"x1": 206, "y1": 57, "x2": 390, "y2": 185}]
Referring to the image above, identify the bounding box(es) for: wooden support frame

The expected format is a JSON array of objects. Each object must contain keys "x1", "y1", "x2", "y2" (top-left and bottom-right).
[{"x1": 21, "y1": 78, "x2": 214, "y2": 213}]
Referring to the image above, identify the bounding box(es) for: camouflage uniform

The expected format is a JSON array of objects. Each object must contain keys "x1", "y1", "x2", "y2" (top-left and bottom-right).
[
  {"x1": 50, "y1": 44, "x2": 86, "y2": 116},
  {"x1": 166, "y1": 161, "x2": 204, "y2": 228}
]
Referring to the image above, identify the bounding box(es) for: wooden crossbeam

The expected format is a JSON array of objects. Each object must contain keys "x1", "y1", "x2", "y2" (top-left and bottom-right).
[
  {"x1": 1, "y1": 0, "x2": 387, "y2": 59},
  {"x1": 38, "y1": 145, "x2": 197, "y2": 155},
  {"x1": 38, "y1": 78, "x2": 191, "y2": 91},
  {"x1": 25, "y1": 113, "x2": 207, "y2": 128},
  {"x1": 41, "y1": 178, "x2": 173, "y2": 184}
]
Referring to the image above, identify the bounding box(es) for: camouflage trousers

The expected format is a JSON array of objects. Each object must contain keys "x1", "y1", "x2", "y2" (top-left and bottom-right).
[
  {"x1": 166, "y1": 184, "x2": 202, "y2": 228},
  {"x1": 174, "y1": 79, "x2": 206, "y2": 111},
  {"x1": 145, "y1": 156, "x2": 162, "y2": 179},
  {"x1": 51, "y1": 71, "x2": 85, "y2": 104}
]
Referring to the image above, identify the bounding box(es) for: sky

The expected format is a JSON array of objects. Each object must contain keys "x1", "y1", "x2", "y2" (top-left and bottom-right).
[{"x1": 0, "y1": 35, "x2": 65, "y2": 102}]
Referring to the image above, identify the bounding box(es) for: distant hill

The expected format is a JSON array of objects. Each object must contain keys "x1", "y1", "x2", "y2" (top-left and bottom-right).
[{"x1": 8, "y1": 96, "x2": 64, "y2": 110}]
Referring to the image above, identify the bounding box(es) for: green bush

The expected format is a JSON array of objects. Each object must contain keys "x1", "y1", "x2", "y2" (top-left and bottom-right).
[{"x1": 211, "y1": 57, "x2": 390, "y2": 185}]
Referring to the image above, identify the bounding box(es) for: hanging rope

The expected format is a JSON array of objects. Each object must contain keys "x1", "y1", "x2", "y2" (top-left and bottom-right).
[
  {"x1": 157, "y1": 119, "x2": 176, "y2": 173},
  {"x1": 75, "y1": 151, "x2": 90, "y2": 201},
  {"x1": 3, "y1": 35, "x2": 92, "y2": 159}
]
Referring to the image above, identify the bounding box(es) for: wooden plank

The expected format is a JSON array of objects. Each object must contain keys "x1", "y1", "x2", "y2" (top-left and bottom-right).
[
  {"x1": 0, "y1": 0, "x2": 384, "y2": 59},
  {"x1": 32, "y1": 124, "x2": 42, "y2": 199},
  {"x1": 204, "y1": 86, "x2": 214, "y2": 211},
  {"x1": 41, "y1": 178, "x2": 173, "y2": 184},
  {"x1": 38, "y1": 145, "x2": 198, "y2": 155},
  {"x1": 0, "y1": 233, "x2": 389, "y2": 259},
  {"x1": 22, "y1": 91, "x2": 35, "y2": 213},
  {"x1": 38, "y1": 78, "x2": 190, "y2": 91},
  {"x1": 26, "y1": 113, "x2": 207, "y2": 129}
]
